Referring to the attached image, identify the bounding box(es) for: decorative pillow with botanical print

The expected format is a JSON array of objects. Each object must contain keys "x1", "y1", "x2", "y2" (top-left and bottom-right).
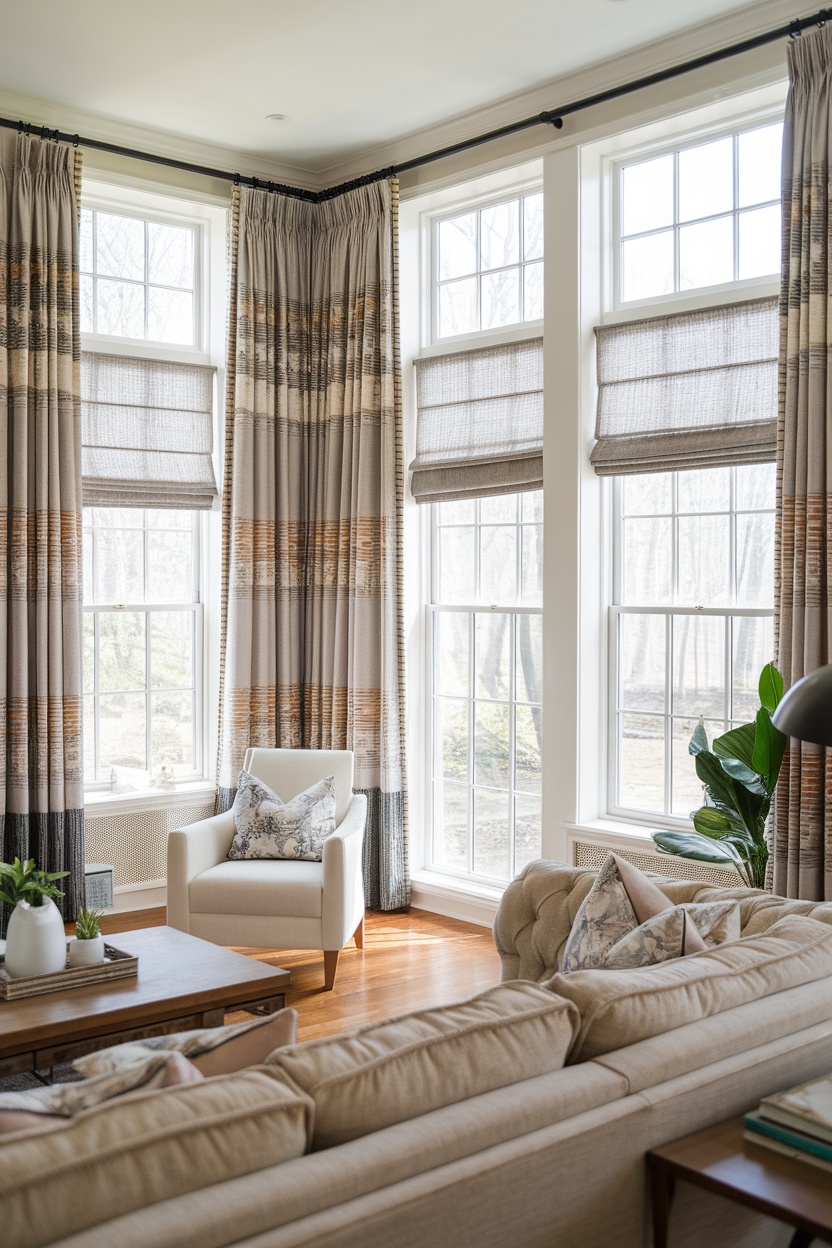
[
  {"x1": 681, "y1": 900, "x2": 742, "y2": 947},
  {"x1": 561, "y1": 853, "x2": 742, "y2": 973},
  {"x1": 228, "y1": 771, "x2": 336, "y2": 861},
  {"x1": 0, "y1": 1051, "x2": 201, "y2": 1132},
  {"x1": 601, "y1": 907, "x2": 688, "y2": 970},
  {"x1": 74, "y1": 1010, "x2": 298, "y2": 1079},
  {"x1": 561, "y1": 854, "x2": 640, "y2": 972}
]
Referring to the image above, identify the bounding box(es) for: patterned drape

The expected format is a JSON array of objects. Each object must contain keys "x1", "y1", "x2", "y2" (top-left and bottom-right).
[
  {"x1": 0, "y1": 132, "x2": 85, "y2": 928},
  {"x1": 218, "y1": 180, "x2": 409, "y2": 910},
  {"x1": 773, "y1": 26, "x2": 832, "y2": 901}
]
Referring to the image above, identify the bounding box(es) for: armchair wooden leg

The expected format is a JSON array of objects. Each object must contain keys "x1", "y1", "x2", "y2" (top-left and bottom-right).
[
  {"x1": 353, "y1": 915, "x2": 365, "y2": 949},
  {"x1": 323, "y1": 950, "x2": 340, "y2": 991}
]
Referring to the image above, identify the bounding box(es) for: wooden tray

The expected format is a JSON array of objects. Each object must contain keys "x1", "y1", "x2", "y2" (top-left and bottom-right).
[{"x1": 0, "y1": 944, "x2": 138, "y2": 1000}]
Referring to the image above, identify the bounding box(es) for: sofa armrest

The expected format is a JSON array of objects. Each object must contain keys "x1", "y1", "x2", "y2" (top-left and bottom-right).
[
  {"x1": 167, "y1": 812, "x2": 235, "y2": 933},
  {"x1": 493, "y1": 860, "x2": 598, "y2": 983},
  {"x1": 322, "y1": 793, "x2": 367, "y2": 950}
]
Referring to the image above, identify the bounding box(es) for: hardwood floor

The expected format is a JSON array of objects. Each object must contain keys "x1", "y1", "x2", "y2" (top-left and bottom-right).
[{"x1": 95, "y1": 907, "x2": 502, "y2": 1041}]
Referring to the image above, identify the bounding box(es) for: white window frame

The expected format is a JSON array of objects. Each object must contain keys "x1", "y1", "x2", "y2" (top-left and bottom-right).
[
  {"x1": 608, "y1": 108, "x2": 785, "y2": 315},
  {"x1": 426, "y1": 494, "x2": 543, "y2": 886},
  {"x1": 80, "y1": 177, "x2": 227, "y2": 808},
  {"x1": 599, "y1": 100, "x2": 782, "y2": 831},
  {"x1": 83, "y1": 509, "x2": 204, "y2": 792},
  {"x1": 607, "y1": 471, "x2": 775, "y2": 828},
  {"x1": 428, "y1": 178, "x2": 544, "y2": 348}
]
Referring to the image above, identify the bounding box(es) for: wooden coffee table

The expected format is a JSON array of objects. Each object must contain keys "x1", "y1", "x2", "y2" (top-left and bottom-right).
[
  {"x1": 648, "y1": 1118, "x2": 832, "y2": 1248},
  {"x1": 0, "y1": 926, "x2": 291, "y2": 1077}
]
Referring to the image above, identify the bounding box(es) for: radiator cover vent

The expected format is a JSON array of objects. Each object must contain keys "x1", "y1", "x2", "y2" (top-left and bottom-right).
[
  {"x1": 572, "y1": 840, "x2": 739, "y2": 886},
  {"x1": 85, "y1": 801, "x2": 215, "y2": 888}
]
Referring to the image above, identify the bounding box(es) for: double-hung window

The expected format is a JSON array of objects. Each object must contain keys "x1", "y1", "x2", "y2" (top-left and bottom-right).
[
  {"x1": 602, "y1": 115, "x2": 782, "y2": 825},
  {"x1": 414, "y1": 183, "x2": 544, "y2": 886},
  {"x1": 80, "y1": 190, "x2": 220, "y2": 794}
]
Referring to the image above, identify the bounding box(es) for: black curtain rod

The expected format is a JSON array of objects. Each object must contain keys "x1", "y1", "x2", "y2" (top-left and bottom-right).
[{"x1": 1, "y1": 7, "x2": 828, "y2": 201}]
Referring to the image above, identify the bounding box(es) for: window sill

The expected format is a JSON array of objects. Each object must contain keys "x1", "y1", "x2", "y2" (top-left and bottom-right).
[
  {"x1": 561, "y1": 817, "x2": 661, "y2": 844},
  {"x1": 84, "y1": 780, "x2": 216, "y2": 819},
  {"x1": 410, "y1": 869, "x2": 505, "y2": 929}
]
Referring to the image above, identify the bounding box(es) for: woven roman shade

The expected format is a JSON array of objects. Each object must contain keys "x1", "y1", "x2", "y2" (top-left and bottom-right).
[
  {"x1": 592, "y1": 296, "x2": 778, "y2": 476},
  {"x1": 81, "y1": 352, "x2": 218, "y2": 509},
  {"x1": 410, "y1": 337, "x2": 543, "y2": 503}
]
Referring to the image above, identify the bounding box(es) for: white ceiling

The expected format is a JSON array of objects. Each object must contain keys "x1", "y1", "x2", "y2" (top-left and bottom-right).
[{"x1": 0, "y1": 0, "x2": 789, "y2": 175}]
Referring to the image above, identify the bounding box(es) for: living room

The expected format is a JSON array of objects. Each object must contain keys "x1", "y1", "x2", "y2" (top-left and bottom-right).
[{"x1": 1, "y1": 1, "x2": 832, "y2": 1245}]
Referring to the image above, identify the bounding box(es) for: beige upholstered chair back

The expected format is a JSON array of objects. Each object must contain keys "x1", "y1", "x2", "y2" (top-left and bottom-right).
[{"x1": 243, "y1": 748, "x2": 355, "y2": 826}]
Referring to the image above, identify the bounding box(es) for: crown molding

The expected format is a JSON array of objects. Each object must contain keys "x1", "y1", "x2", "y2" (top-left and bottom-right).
[
  {"x1": 318, "y1": 0, "x2": 805, "y2": 187},
  {"x1": 0, "y1": 0, "x2": 811, "y2": 196},
  {"x1": 0, "y1": 84, "x2": 317, "y2": 189}
]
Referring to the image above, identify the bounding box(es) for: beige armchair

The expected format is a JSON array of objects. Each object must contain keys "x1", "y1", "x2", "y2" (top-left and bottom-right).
[{"x1": 167, "y1": 748, "x2": 367, "y2": 990}]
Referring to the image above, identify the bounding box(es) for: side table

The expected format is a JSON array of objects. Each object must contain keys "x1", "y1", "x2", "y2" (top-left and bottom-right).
[{"x1": 648, "y1": 1118, "x2": 832, "y2": 1248}]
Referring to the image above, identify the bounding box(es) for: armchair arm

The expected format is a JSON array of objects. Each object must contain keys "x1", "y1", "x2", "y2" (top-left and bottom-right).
[
  {"x1": 322, "y1": 793, "x2": 367, "y2": 950},
  {"x1": 167, "y1": 811, "x2": 235, "y2": 933}
]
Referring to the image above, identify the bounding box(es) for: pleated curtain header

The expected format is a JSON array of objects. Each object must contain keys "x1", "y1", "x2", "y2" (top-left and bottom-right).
[
  {"x1": 81, "y1": 352, "x2": 218, "y2": 509},
  {"x1": 592, "y1": 296, "x2": 778, "y2": 476},
  {"x1": 410, "y1": 337, "x2": 543, "y2": 504}
]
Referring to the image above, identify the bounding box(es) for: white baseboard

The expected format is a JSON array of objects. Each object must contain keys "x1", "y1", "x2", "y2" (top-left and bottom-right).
[
  {"x1": 410, "y1": 874, "x2": 500, "y2": 928},
  {"x1": 109, "y1": 880, "x2": 167, "y2": 914}
]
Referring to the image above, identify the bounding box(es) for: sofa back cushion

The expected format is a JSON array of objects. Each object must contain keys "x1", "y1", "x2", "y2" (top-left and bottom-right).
[
  {"x1": 547, "y1": 915, "x2": 832, "y2": 1061},
  {"x1": 0, "y1": 1067, "x2": 313, "y2": 1248},
  {"x1": 267, "y1": 981, "x2": 580, "y2": 1149}
]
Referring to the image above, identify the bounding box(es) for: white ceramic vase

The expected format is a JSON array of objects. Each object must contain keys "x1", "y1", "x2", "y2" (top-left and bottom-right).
[
  {"x1": 5, "y1": 898, "x2": 67, "y2": 979},
  {"x1": 68, "y1": 934, "x2": 105, "y2": 967}
]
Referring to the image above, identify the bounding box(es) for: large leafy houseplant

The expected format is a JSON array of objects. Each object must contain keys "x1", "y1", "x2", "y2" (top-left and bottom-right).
[{"x1": 651, "y1": 664, "x2": 787, "y2": 889}]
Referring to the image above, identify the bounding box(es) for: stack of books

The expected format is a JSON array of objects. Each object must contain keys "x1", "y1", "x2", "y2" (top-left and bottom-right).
[{"x1": 744, "y1": 1073, "x2": 832, "y2": 1174}]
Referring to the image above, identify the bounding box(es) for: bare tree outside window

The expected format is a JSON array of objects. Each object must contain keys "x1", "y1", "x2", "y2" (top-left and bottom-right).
[
  {"x1": 612, "y1": 466, "x2": 775, "y2": 820},
  {"x1": 430, "y1": 491, "x2": 542, "y2": 882}
]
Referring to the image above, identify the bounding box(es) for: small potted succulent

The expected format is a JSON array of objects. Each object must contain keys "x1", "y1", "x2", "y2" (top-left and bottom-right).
[
  {"x1": 68, "y1": 907, "x2": 106, "y2": 967},
  {"x1": 0, "y1": 857, "x2": 70, "y2": 978}
]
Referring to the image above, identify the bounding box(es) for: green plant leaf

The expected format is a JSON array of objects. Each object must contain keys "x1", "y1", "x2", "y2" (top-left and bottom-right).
[
  {"x1": 652, "y1": 829, "x2": 743, "y2": 868},
  {"x1": 712, "y1": 723, "x2": 757, "y2": 771},
  {"x1": 752, "y1": 707, "x2": 788, "y2": 793},
  {"x1": 759, "y1": 663, "x2": 784, "y2": 713},
  {"x1": 691, "y1": 807, "x2": 734, "y2": 837},
  {"x1": 693, "y1": 750, "x2": 743, "y2": 810},
  {"x1": 689, "y1": 721, "x2": 709, "y2": 756}
]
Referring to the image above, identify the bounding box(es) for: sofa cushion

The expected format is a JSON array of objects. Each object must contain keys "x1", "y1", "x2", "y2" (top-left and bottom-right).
[
  {"x1": 548, "y1": 915, "x2": 832, "y2": 1061},
  {"x1": 0, "y1": 1067, "x2": 313, "y2": 1248},
  {"x1": 266, "y1": 981, "x2": 580, "y2": 1149},
  {"x1": 189, "y1": 858, "x2": 323, "y2": 917}
]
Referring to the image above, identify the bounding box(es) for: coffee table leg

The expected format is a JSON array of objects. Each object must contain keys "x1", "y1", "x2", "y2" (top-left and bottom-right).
[
  {"x1": 650, "y1": 1165, "x2": 674, "y2": 1248},
  {"x1": 200, "y1": 1008, "x2": 225, "y2": 1028},
  {"x1": 787, "y1": 1232, "x2": 814, "y2": 1248}
]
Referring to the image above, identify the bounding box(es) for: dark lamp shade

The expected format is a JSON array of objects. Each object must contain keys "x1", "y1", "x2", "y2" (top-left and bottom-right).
[{"x1": 771, "y1": 664, "x2": 832, "y2": 747}]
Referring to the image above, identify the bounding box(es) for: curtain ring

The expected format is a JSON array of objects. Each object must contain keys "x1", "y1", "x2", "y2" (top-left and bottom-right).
[
  {"x1": 72, "y1": 135, "x2": 80, "y2": 148},
  {"x1": 789, "y1": 19, "x2": 803, "y2": 37}
]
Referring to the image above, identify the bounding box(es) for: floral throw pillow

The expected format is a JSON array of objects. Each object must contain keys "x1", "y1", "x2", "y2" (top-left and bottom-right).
[
  {"x1": 681, "y1": 900, "x2": 742, "y2": 947},
  {"x1": 228, "y1": 770, "x2": 336, "y2": 861},
  {"x1": 602, "y1": 907, "x2": 688, "y2": 970},
  {"x1": 561, "y1": 853, "x2": 743, "y2": 973},
  {"x1": 561, "y1": 854, "x2": 639, "y2": 972}
]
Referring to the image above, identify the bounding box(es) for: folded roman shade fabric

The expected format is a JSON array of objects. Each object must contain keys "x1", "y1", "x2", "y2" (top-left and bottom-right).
[
  {"x1": 411, "y1": 336, "x2": 543, "y2": 503},
  {"x1": 81, "y1": 351, "x2": 218, "y2": 508},
  {"x1": 592, "y1": 296, "x2": 778, "y2": 476}
]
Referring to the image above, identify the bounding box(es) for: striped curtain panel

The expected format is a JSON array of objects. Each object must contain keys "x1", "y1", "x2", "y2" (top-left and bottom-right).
[
  {"x1": 773, "y1": 26, "x2": 832, "y2": 901},
  {"x1": 218, "y1": 180, "x2": 409, "y2": 911},
  {"x1": 0, "y1": 132, "x2": 85, "y2": 928}
]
